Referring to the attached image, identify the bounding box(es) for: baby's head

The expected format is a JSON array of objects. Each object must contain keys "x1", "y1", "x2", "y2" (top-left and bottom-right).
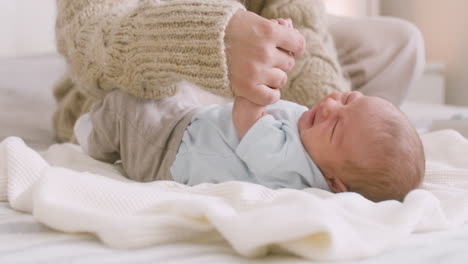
[{"x1": 298, "y1": 91, "x2": 425, "y2": 202}]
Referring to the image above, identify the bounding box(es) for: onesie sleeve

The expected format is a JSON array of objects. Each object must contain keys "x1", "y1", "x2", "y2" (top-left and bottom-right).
[
  {"x1": 235, "y1": 114, "x2": 310, "y2": 188},
  {"x1": 55, "y1": 0, "x2": 245, "y2": 99}
]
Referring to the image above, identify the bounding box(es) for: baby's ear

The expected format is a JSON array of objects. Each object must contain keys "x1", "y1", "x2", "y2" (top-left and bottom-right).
[{"x1": 325, "y1": 176, "x2": 348, "y2": 193}]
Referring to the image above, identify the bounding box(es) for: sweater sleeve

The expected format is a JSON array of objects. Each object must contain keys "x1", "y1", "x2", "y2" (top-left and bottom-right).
[{"x1": 55, "y1": 0, "x2": 245, "y2": 100}]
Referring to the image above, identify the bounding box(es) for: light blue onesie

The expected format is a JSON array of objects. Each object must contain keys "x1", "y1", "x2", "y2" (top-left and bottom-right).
[{"x1": 170, "y1": 100, "x2": 330, "y2": 191}]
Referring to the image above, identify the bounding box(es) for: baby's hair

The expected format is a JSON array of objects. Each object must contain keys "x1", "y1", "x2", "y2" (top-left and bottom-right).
[{"x1": 339, "y1": 109, "x2": 425, "y2": 202}]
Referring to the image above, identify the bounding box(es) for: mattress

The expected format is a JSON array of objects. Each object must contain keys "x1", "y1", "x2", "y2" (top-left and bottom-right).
[{"x1": 2, "y1": 54, "x2": 468, "y2": 263}]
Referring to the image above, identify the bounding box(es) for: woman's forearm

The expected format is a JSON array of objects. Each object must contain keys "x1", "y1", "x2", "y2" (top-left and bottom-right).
[{"x1": 56, "y1": 0, "x2": 245, "y2": 100}]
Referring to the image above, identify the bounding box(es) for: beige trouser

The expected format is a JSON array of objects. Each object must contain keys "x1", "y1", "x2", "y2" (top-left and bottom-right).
[
  {"x1": 328, "y1": 15, "x2": 426, "y2": 106},
  {"x1": 84, "y1": 84, "x2": 227, "y2": 182}
]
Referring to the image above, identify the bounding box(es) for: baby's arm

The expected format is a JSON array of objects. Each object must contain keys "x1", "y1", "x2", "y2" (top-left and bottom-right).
[{"x1": 232, "y1": 96, "x2": 266, "y2": 138}]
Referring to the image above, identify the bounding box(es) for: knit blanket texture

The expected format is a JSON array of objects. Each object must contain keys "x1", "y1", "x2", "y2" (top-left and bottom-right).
[{"x1": 1, "y1": 129, "x2": 468, "y2": 260}]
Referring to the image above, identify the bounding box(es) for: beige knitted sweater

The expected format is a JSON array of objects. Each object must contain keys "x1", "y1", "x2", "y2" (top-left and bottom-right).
[{"x1": 54, "y1": 0, "x2": 349, "y2": 142}]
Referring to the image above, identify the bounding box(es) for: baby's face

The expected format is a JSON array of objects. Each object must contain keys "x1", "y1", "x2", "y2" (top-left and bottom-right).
[{"x1": 298, "y1": 91, "x2": 399, "y2": 185}]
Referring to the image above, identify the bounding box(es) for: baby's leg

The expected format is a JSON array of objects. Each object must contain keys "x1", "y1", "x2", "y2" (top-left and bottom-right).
[
  {"x1": 83, "y1": 89, "x2": 200, "y2": 182},
  {"x1": 329, "y1": 15, "x2": 425, "y2": 106}
]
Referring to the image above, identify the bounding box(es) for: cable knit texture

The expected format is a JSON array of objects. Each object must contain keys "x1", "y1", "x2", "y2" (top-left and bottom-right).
[
  {"x1": 54, "y1": 0, "x2": 245, "y2": 141},
  {"x1": 53, "y1": 0, "x2": 348, "y2": 142}
]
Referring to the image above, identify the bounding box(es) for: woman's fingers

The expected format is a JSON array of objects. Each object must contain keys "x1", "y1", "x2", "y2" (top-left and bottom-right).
[
  {"x1": 276, "y1": 26, "x2": 306, "y2": 57},
  {"x1": 261, "y1": 68, "x2": 288, "y2": 90},
  {"x1": 235, "y1": 83, "x2": 280, "y2": 106},
  {"x1": 274, "y1": 48, "x2": 295, "y2": 72},
  {"x1": 225, "y1": 11, "x2": 305, "y2": 105},
  {"x1": 275, "y1": 18, "x2": 293, "y2": 28},
  {"x1": 253, "y1": 84, "x2": 281, "y2": 105}
]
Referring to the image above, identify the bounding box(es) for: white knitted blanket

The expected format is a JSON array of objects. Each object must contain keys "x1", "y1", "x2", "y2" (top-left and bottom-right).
[{"x1": 1, "y1": 130, "x2": 468, "y2": 261}]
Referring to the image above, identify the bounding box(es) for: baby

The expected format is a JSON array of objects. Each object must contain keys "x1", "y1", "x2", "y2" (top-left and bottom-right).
[
  {"x1": 75, "y1": 89, "x2": 425, "y2": 202},
  {"x1": 231, "y1": 91, "x2": 425, "y2": 202}
]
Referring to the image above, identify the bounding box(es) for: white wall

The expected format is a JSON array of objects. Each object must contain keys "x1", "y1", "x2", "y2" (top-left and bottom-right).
[
  {"x1": 382, "y1": 0, "x2": 468, "y2": 106},
  {"x1": 0, "y1": 0, "x2": 57, "y2": 57},
  {"x1": 325, "y1": 0, "x2": 380, "y2": 17}
]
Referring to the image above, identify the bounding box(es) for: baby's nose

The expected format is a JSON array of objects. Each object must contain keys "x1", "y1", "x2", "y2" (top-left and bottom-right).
[{"x1": 321, "y1": 98, "x2": 341, "y2": 119}]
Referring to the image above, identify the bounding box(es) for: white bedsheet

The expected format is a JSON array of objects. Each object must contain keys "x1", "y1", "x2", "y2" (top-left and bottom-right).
[
  {"x1": 2, "y1": 199, "x2": 468, "y2": 264},
  {"x1": 1, "y1": 129, "x2": 468, "y2": 261}
]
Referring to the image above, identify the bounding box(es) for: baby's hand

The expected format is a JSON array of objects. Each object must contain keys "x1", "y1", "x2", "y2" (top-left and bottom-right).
[{"x1": 271, "y1": 18, "x2": 294, "y2": 29}]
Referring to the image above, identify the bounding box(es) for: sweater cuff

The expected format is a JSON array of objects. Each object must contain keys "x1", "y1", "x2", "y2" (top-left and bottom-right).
[{"x1": 105, "y1": 0, "x2": 245, "y2": 99}]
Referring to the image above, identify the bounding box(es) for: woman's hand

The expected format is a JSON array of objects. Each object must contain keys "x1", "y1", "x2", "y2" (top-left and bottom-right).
[{"x1": 225, "y1": 11, "x2": 305, "y2": 106}]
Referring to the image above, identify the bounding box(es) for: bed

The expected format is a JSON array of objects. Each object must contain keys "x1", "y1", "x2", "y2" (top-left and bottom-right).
[{"x1": 2, "y1": 54, "x2": 468, "y2": 264}]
